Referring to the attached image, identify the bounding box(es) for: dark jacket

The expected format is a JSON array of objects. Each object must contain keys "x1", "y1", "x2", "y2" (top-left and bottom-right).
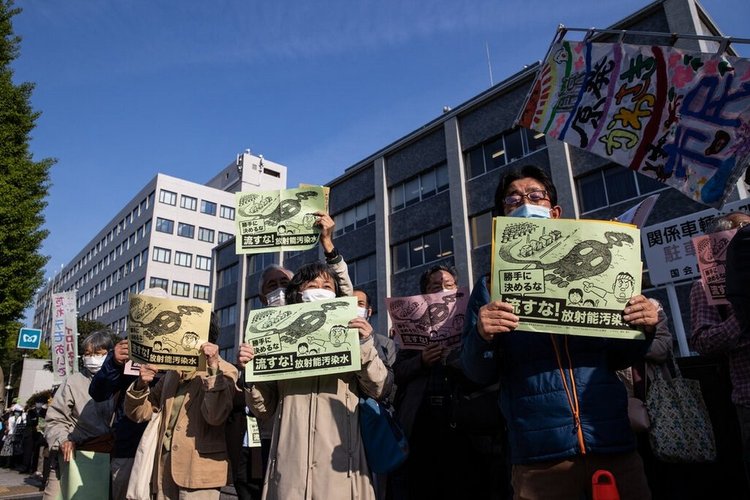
[
  {"x1": 460, "y1": 276, "x2": 650, "y2": 465},
  {"x1": 727, "y1": 224, "x2": 750, "y2": 333},
  {"x1": 88, "y1": 351, "x2": 147, "y2": 458}
]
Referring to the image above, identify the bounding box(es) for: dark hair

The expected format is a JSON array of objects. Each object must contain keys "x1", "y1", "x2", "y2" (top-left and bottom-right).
[
  {"x1": 568, "y1": 288, "x2": 583, "y2": 298},
  {"x1": 419, "y1": 264, "x2": 458, "y2": 294},
  {"x1": 286, "y1": 261, "x2": 343, "y2": 304},
  {"x1": 494, "y1": 165, "x2": 558, "y2": 215},
  {"x1": 353, "y1": 288, "x2": 372, "y2": 309}
]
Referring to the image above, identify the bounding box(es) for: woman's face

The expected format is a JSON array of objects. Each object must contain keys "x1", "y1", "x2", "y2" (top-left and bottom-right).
[
  {"x1": 83, "y1": 347, "x2": 108, "y2": 357},
  {"x1": 300, "y1": 273, "x2": 336, "y2": 293}
]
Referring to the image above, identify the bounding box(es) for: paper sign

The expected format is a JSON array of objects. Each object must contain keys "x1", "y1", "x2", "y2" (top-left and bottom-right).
[
  {"x1": 615, "y1": 194, "x2": 660, "y2": 228},
  {"x1": 60, "y1": 450, "x2": 110, "y2": 500},
  {"x1": 386, "y1": 288, "x2": 469, "y2": 350},
  {"x1": 244, "y1": 297, "x2": 360, "y2": 382},
  {"x1": 692, "y1": 228, "x2": 737, "y2": 305},
  {"x1": 491, "y1": 217, "x2": 644, "y2": 339},
  {"x1": 17, "y1": 327, "x2": 42, "y2": 350},
  {"x1": 127, "y1": 294, "x2": 211, "y2": 371},
  {"x1": 246, "y1": 416, "x2": 261, "y2": 448},
  {"x1": 235, "y1": 186, "x2": 327, "y2": 254},
  {"x1": 518, "y1": 39, "x2": 750, "y2": 208}
]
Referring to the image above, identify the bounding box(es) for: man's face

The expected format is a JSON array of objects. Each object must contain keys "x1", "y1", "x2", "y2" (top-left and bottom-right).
[
  {"x1": 260, "y1": 268, "x2": 292, "y2": 304},
  {"x1": 613, "y1": 275, "x2": 634, "y2": 300},
  {"x1": 424, "y1": 270, "x2": 457, "y2": 294},
  {"x1": 181, "y1": 334, "x2": 199, "y2": 350},
  {"x1": 329, "y1": 326, "x2": 347, "y2": 347},
  {"x1": 353, "y1": 290, "x2": 371, "y2": 315},
  {"x1": 502, "y1": 177, "x2": 561, "y2": 218}
]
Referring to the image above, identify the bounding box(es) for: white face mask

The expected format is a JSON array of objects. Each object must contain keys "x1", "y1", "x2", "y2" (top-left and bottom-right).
[
  {"x1": 266, "y1": 287, "x2": 286, "y2": 307},
  {"x1": 509, "y1": 203, "x2": 551, "y2": 219},
  {"x1": 356, "y1": 306, "x2": 369, "y2": 319},
  {"x1": 301, "y1": 288, "x2": 336, "y2": 302},
  {"x1": 83, "y1": 354, "x2": 107, "y2": 375}
]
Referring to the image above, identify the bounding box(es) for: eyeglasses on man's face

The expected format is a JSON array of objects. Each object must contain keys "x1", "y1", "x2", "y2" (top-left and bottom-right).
[{"x1": 503, "y1": 189, "x2": 548, "y2": 207}]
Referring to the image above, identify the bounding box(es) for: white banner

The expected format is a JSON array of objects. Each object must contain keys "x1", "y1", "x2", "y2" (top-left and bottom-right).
[{"x1": 51, "y1": 291, "x2": 78, "y2": 383}]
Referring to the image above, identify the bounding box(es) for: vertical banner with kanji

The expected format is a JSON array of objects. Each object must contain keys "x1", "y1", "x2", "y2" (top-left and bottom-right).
[
  {"x1": 518, "y1": 39, "x2": 750, "y2": 208},
  {"x1": 51, "y1": 291, "x2": 78, "y2": 383}
]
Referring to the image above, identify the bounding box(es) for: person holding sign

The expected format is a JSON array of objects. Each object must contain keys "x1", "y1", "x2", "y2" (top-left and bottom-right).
[
  {"x1": 237, "y1": 261, "x2": 388, "y2": 500},
  {"x1": 124, "y1": 317, "x2": 238, "y2": 499},
  {"x1": 461, "y1": 165, "x2": 658, "y2": 500}
]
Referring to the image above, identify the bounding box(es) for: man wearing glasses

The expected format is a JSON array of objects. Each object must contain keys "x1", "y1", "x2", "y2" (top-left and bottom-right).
[{"x1": 461, "y1": 165, "x2": 658, "y2": 499}]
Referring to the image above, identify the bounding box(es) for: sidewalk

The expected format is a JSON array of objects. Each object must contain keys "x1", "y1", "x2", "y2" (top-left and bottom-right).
[{"x1": 0, "y1": 467, "x2": 43, "y2": 499}]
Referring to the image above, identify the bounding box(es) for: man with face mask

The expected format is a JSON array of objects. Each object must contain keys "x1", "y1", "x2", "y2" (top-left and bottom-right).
[
  {"x1": 461, "y1": 165, "x2": 659, "y2": 500},
  {"x1": 43, "y1": 330, "x2": 116, "y2": 500}
]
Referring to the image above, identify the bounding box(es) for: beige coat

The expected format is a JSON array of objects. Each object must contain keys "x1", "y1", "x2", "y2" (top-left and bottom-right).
[
  {"x1": 245, "y1": 337, "x2": 387, "y2": 500},
  {"x1": 124, "y1": 359, "x2": 238, "y2": 490}
]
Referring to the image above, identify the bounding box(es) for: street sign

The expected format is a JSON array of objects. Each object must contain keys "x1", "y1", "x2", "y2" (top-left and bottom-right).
[{"x1": 17, "y1": 327, "x2": 42, "y2": 350}]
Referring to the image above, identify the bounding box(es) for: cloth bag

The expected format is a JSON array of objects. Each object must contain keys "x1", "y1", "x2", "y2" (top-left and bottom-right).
[
  {"x1": 646, "y1": 357, "x2": 716, "y2": 463},
  {"x1": 358, "y1": 397, "x2": 408, "y2": 474},
  {"x1": 126, "y1": 411, "x2": 162, "y2": 500}
]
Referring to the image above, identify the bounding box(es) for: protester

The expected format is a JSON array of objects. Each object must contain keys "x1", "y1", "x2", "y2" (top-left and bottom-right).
[
  {"x1": 690, "y1": 212, "x2": 750, "y2": 489},
  {"x1": 20, "y1": 399, "x2": 45, "y2": 474},
  {"x1": 461, "y1": 165, "x2": 658, "y2": 500},
  {"x1": 124, "y1": 319, "x2": 238, "y2": 500},
  {"x1": 238, "y1": 261, "x2": 388, "y2": 500},
  {"x1": 43, "y1": 330, "x2": 116, "y2": 500},
  {"x1": 0, "y1": 403, "x2": 25, "y2": 469}
]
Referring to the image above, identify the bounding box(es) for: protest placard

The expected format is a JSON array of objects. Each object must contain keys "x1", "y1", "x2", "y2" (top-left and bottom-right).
[
  {"x1": 61, "y1": 450, "x2": 110, "y2": 499},
  {"x1": 235, "y1": 186, "x2": 326, "y2": 254},
  {"x1": 386, "y1": 288, "x2": 469, "y2": 350},
  {"x1": 51, "y1": 291, "x2": 78, "y2": 382},
  {"x1": 491, "y1": 217, "x2": 644, "y2": 339},
  {"x1": 127, "y1": 294, "x2": 210, "y2": 371},
  {"x1": 692, "y1": 228, "x2": 738, "y2": 305},
  {"x1": 518, "y1": 38, "x2": 750, "y2": 208},
  {"x1": 244, "y1": 296, "x2": 360, "y2": 382}
]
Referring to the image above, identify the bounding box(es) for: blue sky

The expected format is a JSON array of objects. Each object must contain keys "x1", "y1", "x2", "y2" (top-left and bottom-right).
[{"x1": 10, "y1": 0, "x2": 749, "y2": 319}]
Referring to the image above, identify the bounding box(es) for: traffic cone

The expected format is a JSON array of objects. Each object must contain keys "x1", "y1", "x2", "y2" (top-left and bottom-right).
[{"x1": 592, "y1": 469, "x2": 620, "y2": 500}]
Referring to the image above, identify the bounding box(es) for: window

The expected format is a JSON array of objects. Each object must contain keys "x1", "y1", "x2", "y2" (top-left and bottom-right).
[
  {"x1": 392, "y1": 227, "x2": 454, "y2": 272},
  {"x1": 218, "y1": 232, "x2": 233, "y2": 244},
  {"x1": 152, "y1": 247, "x2": 171, "y2": 263},
  {"x1": 172, "y1": 281, "x2": 190, "y2": 297},
  {"x1": 198, "y1": 227, "x2": 215, "y2": 243},
  {"x1": 149, "y1": 277, "x2": 168, "y2": 291},
  {"x1": 175, "y1": 251, "x2": 192, "y2": 267},
  {"x1": 159, "y1": 189, "x2": 177, "y2": 205},
  {"x1": 252, "y1": 253, "x2": 278, "y2": 273},
  {"x1": 180, "y1": 195, "x2": 197, "y2": 211},
  {"x1": 217, "y1": 304, "x2": 237, "y2": 328},
  {"x1": 470, "y1": 212, "x2": 493, "y2": 248},
  {"x1": 390, "y1": 163, "x2": 449, "y2": 212},
  {"x1": 196, "y1": 255, "x2": 212, "y2": 271},
  {"x1": 177, "y1": 222, "x2": 195, "y2": 239},
  {"x1": 334, "y1": 198, "x2": 377, "y2": 237},
  {"x1": 201, "y1": 200, "x2": 217, "y2": 216},
  {"x1": 577, "y1": 166, "x2": 666, "y2": 213},
  {"x1": 194, "y1": 284, "x2": 211, "y2": 301},
  {"x1": 466, "y1": 128, "x2": 546, "y2": 179},
  {"x1": 347, "y1": 254, "x2": 377, "y2": 285},
  {"x1": 155, "y1": 217, "x2": 174, "y2": 234},
  {"x1": 220, "y1": 205, "x2": 235, "y2": 220},
  {"x1": 217, "y1": 263, "x2": 238, "y2": 288}
]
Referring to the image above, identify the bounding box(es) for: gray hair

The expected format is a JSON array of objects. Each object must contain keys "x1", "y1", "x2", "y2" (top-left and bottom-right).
[
  {"x1": 706, "y1": 212, "x2": 750, "y2": 234},
  {"x1": 258, "y1": 264, "x2": 293, "y2": 295},
  {"x1": 82, "y1": 329, "x2": 115, "y2": 354}
]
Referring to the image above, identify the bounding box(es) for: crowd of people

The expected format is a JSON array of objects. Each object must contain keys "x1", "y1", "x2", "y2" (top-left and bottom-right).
[{"x1": 4, "y1": 165, "x2": 749, "y2": 500}]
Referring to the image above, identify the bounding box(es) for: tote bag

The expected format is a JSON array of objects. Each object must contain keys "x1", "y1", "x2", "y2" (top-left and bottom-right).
[
  {"x1": 126, "y1": 411, "x2": 162, "y2": 500},
  {"x1": 646, "y1": 358, "x2": 716, "y2": 463}
]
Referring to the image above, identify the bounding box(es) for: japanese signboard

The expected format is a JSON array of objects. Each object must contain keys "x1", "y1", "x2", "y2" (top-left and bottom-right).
[
  {"x1": 51, "y1": 291, "x2": 78, "y2": 382},
  {"x1": 386, "y1": 288, "x2": 469, "y2": 350},
  {"x1": 641, "y1": 198, "x2": 750, "y2": 285},
  {"x1": 692, "y1": 228, "x2": 738, "y2": 305},
  {"x1": 518, "y1": 39, "x2": 750, "y2": 208},
  {"x1": 235, "y1": 186, "x2": 326, "y2": 254},
  {"x1": 491, "y1": 217, "x2": 644, "y2": 339},
  {"x1": 244, "y1": 297, "x2": 360, "y2": 383},
  {"x1": 127, "y1": 294, "x2": 210, "y2": 371}
]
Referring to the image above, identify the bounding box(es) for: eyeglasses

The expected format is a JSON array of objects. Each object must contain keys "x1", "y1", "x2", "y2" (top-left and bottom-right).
[{"x1": 503, "y1": 190, "x2": 548, "y2": 207}]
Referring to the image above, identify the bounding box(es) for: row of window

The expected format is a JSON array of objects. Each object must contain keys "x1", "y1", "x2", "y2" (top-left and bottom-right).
[
  {"x1": 347, "y1": 254, "x2": 377, "y2": 285},
  {"x1": 333, "y1": 198, "x2": 376, "y2": 237},
  {"x1": 78, "y1": 248, "x2": 151, "y2": 306},
  {"x1": 577, "y1": 166, "x2": 665, "y2": 213},
  {"x1": 466, "y1": 128, "x2": 546, "y2": 179},
  {"x1": 149, "y1": 277, "x2": 211, "y2": 300},
  {"x1": 80, "y1": 278, "x2": 146, "y2": 320},
  {"x1": 158, "y1": 189, "x2": 235, "y2": 219},
  {"x1": 393, "y1": 226, "x2": 454, "y2": 272},
  {"x1": 390, "y1": 163, "x2": 449, "y2": 213},
  {"x1": 154, "y1": 217, "x2": 232, "y2": 243},
  {"x1": 152, "y1": 247, "x2": 212, "y2": 271}
]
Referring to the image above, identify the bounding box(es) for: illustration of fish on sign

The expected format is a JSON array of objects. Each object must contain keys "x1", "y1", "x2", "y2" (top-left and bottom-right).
[{"x1": 518, "y1": 29, "x2": 750, "y2": 208}]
